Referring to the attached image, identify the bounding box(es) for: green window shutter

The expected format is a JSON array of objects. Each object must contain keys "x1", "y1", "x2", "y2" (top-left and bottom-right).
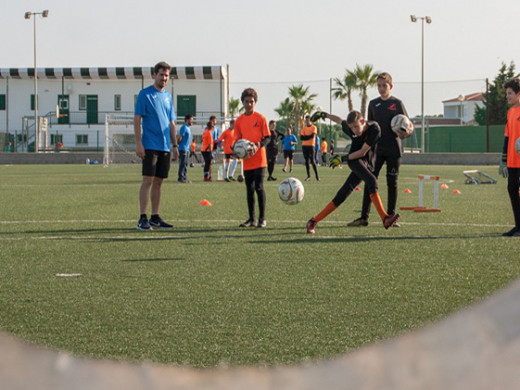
[{"x1": 0, "y1": 95, "x2": 5, "y2": 110}]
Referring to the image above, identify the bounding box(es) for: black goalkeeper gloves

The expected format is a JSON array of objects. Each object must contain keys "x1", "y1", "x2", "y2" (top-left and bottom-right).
[
  {"x1": 329, "y1": 154, "x2": 344, "y2": 169},
  {"x1": 499, "y1": 153, "x2": 508, "y2": 178},
  {"x1": 310, "y1": 111, "x2": 328, "y2": 122}
]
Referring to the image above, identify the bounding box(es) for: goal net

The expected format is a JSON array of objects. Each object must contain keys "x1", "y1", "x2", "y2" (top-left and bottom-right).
[{"x1": 104, "y1": 113, "x2": 136, "y2": 166}]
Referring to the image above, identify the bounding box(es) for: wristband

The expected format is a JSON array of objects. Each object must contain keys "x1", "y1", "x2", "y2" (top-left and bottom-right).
[{"x1": 172, "y1": 144, "x2": 178, "y2": 148}]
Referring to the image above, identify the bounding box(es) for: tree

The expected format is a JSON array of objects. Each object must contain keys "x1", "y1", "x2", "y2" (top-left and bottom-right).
[
  {"x1": 288, "y1": 84, "x2": 317, "y2": 131},
  {"x1": 228, "y1": 97, "x2": 243, "y2": 119},
  {"x1": 333, "y1": 71, "x2": 357, "y2": 112},
  {"x1": 274, "y1": 97, "x2": 295, "y2": 125},
  {"x1": 351, "y1": 64, "x2": 379, "y2": 117},
  {"x1": 474, "y1": 61, "x2": 516, "y2": 125}
]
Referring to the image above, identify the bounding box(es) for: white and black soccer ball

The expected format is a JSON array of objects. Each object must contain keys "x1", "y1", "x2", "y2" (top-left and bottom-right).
[
  {"x1": 233, "y1": 139, "x2": 254, "y2": 159},
  {"x1": 391, "y1": 114, "x2": 414, "y2": 139},
  {"x1": 515, "y1": 137, "x2": 520, "y2": 157},
  {"x1": 278, "y1": 177, "x2": 304, "y2": 205}
]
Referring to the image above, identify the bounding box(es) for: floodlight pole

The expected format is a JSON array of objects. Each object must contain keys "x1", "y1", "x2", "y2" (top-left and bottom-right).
[
  {"x1": 25, "y1": 10, "x2": 49, "y2": 153},
  {"x1": 411, "y1": 15, "x2": 431, "y2": 153}
]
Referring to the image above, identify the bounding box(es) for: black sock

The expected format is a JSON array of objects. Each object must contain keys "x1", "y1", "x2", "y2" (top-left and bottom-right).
[
  {"x1": 140, "y1": 214, "x2": 147, "y2": 220},
  {"x1": 151, "y1": 214, "x2": 159, "y2": 221}
]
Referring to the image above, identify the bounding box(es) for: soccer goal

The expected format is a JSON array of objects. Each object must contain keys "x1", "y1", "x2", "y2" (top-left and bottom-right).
[{"x1": 104, "y1": 113, "x2": 136, "y2": 166}]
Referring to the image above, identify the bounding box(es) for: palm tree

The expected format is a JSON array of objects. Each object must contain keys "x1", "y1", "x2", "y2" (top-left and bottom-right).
[
  {"x1": 274, "y1": 97, "x2": 295, "y2": 126},
  {"x1": 228, "y1": 97, "x2": 242, "y2": 119},
  {"x1": 333, "y1": 71, "x2": 357, "y2": 113},
  {"x1": 351, "y1": 64, "x2": 379, "y2": 117},
  {"x1": 288, "y1": 84, "x2": 317, "y2": 131}
]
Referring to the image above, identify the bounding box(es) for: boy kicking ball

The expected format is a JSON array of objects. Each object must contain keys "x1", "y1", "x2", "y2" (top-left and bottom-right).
[{"x1": 306, "y1": 110, "x2": 400, "y2": 234}]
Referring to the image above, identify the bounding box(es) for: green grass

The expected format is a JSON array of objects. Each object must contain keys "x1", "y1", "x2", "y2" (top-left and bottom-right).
[{"x1": 0, "y1": 162, "x2": 518, "y2": 367}]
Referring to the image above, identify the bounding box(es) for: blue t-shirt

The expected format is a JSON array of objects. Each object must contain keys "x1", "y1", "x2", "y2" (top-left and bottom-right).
[
  {"x1": 282, "y1": 134, "x2": 298, "y2": 151},
  {"x1": 178, "y1": 124, "x2": 191, "y2": 152},
  {"x1": 315, "y1": 136, "x2": 320, "y2": 151},
  {"x1": 135, "y1": 85, "x2": 176, "y2": 152}
]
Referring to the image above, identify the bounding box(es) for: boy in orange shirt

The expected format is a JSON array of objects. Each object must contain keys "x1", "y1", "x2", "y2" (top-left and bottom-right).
[
  {"x1": 500, "y1": 78, "x2": 520, "y2": 236},
  {"x1": 300, "y1": 115, "x2": 320, "y2": 181},
  {"x1": 201, "y1": 122, "x2": 214, "y2": 181},
  {"x1": 234, "y1": 88, "x2": 271, "y2": 228},
  {"x1": 189, "y1": 140, "x2": 200, "y2": 167},
  {"x1": 218, "y1": 120, "x2": 238, "y2": 181},
  {"x1": 320, "y1": 138, "x2": 328, "y2": 165}
]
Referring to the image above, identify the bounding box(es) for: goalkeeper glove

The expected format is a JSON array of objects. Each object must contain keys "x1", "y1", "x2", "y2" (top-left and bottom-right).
[
  {"x1": 499, "y1": 153, "x2": 508, "y2": 178},
  {"x1": 310, "y1": 111, "x2": 328, "y2": 122},
  {"x1": 329, "y1": 154, "x2": 344, "y2": 169}
]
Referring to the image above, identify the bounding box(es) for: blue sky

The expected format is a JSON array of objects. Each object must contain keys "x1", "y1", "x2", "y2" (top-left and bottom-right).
[{"x1": 3, "y1": 0, "x2": 519, "y2": 118}]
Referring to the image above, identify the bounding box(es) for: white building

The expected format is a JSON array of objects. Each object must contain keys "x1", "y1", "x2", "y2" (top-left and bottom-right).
[
  {"x1": 0, "y1": 65, "x2": 229, "y2": 151},
  {"x1": 442, "y1": 92, "x2": 484, "y2": 125}
]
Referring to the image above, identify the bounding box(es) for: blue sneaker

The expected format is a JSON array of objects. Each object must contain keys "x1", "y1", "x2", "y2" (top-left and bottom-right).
[
  {"x1": 150, "y1": 216, "x2": 173, "y2": 229},
  {"x1": 137, "y1": 217, "x2": 152, "y2": 231}
]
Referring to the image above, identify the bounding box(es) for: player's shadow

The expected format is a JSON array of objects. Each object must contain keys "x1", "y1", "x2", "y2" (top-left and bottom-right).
[
  {"x1": 250, "y1": 232, "x2": 502, "y2": 245},
  {"x1": 121, "y1": 257, "x2": 183, "y2": 262}
]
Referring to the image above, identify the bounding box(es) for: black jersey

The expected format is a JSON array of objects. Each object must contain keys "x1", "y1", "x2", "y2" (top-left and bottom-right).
[
  {"x1": 367, "y1": 96, "x2": 409, "y2": 157},
  {"x1": 266, "y1": 129, "x2": 284, "y2": 154},
  {"x1": 341, "y1": 120, "x2": 380, "y2": 168}
]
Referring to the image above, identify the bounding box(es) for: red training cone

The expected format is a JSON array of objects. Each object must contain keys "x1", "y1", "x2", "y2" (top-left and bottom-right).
[
  {"x1": 453, "y1": 189, "x2": 461, "y2": 194},
  {"x1": 200, "y1": 199, "x2": 212, "y2": 206},
  {"x1": 441, "y1": 184, "x2": 449, "y2": 189},
  {"x1": 354, "y1": 187, "x2": 361, "y2": 191},
  {"x1": 404, "y1": 188, "x2": 412, "y2": 193}
]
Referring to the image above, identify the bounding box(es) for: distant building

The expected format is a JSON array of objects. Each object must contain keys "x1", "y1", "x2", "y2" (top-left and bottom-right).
[
  {"x1": 0, "y1": 65, "x2": 229, "y2": 151},
  {"x1": 442, "y1": 92, "x2": 484, "y2": 125}
]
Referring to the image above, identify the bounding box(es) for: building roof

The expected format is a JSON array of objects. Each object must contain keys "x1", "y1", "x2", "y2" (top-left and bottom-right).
[
  {"x1": 0, "y1": 66, "x2": 226, "y2": 80},
  {"x1": 442, "y1": 92, "x2": 484, "y2": 103}
]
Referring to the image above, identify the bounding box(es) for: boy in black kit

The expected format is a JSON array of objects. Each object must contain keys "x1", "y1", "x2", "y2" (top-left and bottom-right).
[
  {"x1": 348, "y1": 72, "x2": 412, "y2": 227},
  {"x1": 306, "y1": 110, "x2": 400, "y2": 234}
]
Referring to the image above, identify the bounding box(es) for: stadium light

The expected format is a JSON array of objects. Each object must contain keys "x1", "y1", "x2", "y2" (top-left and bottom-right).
[
  {"x1": 24, "y1": 10, "x2": 49, "y2": 153},
  {"x1": 410, "y1": 15, "x2": 432, "y2": 152}
]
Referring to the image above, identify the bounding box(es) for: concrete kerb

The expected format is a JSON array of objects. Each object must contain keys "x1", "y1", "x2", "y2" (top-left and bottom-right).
[{"x1": 2, "y1": 277, "x2": 520, "y2": 390}]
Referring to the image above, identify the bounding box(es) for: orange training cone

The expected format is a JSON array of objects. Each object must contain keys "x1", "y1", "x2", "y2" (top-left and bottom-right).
[
  {"x1": 441, "y1": 184, "x2": 449, "y2": 189},
  {"x1": 200, "y1": 199, "x2": 212, "y2": 206},
  {"x1": 453, "y1": 189, "x2": 461, "y2": 194},
  {"x1": 404, "y1": 188, "x2": 412, "y2": 193}
]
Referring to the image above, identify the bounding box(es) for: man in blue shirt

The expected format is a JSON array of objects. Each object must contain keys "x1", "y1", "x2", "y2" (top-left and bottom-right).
[
  {"x1": 282, "y1": 124, "x2": 298, "y2": 173},
  {"x1": 177, "y1": 114, "x2": 193, "y2": 183},
  {"x1": 134, "y1": 61, "x2": 178, "y2": 230}
]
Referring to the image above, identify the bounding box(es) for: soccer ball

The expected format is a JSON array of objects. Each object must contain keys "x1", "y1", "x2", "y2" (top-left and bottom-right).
[
  {"x1": 516, "y1": 137, "x2": 520, "y2": 157},
  {"x1": 278, "y1": 177, "x2": 304, "y2": 205},
  {"x1": 391, "y1": 114, "x2": 414, "y2": 139},
  {"x1": 233, "y1": 139, "x2": 254, "y2": 159}
]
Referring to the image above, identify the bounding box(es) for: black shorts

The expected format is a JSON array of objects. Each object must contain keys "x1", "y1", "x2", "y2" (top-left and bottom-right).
[
  {"x1": 283, "y1": 150, "x2": 294, "y2": 160},
  {"x1": 225, "y1": 153, "x2": 234, "y2": 159},
  {"x1": 302, "y1": 146, "x2": 314, "y2": 160},
  {"x1": 142, "y1": 150, "x2": 171, "y2": 179}
]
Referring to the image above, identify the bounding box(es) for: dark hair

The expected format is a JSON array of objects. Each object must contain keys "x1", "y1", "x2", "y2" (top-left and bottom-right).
[
  {"x1": 209, "y1": 115, "x2": 217, "y2": 121},
  {"x1": 185, "y1": 114, "x2": 193, "y2": 122},
  {"x1": 241, "y1": 88, "x2": 258, "y2": 103},
  {"x1": 504, "y1": 78, "x2": 520, "y2": 94},
  {"x1": 269, "y1": 120, "x2": 276, "y2": 125},
  {"x1": 206, "y1": 121, "x2": 214, "y2": 130},
  {"x1": 153, "y1": 61, "x2": 171, "y2": 74},
  {"x1": 377, "y1": 72, "x2": 393, "y2": 85},
  {"x1": 229, "y1": 120, "x2": 235, "y2": 125},
  {"x1": 346, "y1": 110, "x2": 364, "y2": 124}
]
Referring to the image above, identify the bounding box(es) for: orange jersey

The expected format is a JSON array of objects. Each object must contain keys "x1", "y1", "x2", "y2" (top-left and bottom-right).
[
  {"x1": 505, "y1": 106, "x2": 520, "y2": 167},
  {"x1": 218, "y1": 128, "x2": 236, "y2": 154},
  {"x1": 190, "y1": 141, "x2": 196, "y2": 152},
  {"x1": 301, "y1": 125, "x2": 317, "y2": 147},
  {"x1": 202, "y1": 129, "x2": 214, "y2": 152},
  {"x1": 234, "y1": 111, "x2": 270, "y2": 171},
  {"x1": 320, "y1": 140, "x2": 328, "y2": 153}
]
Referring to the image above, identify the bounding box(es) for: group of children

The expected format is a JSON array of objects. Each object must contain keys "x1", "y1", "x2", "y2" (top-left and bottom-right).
[{"x1": 136, "y1": 62, "x2": 520, "y2": 236}]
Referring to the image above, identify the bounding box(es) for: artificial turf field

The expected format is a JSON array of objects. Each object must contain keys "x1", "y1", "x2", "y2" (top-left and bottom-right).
[{"x1": 0, "y1": 162, "x2": 519, "y2": 368}]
